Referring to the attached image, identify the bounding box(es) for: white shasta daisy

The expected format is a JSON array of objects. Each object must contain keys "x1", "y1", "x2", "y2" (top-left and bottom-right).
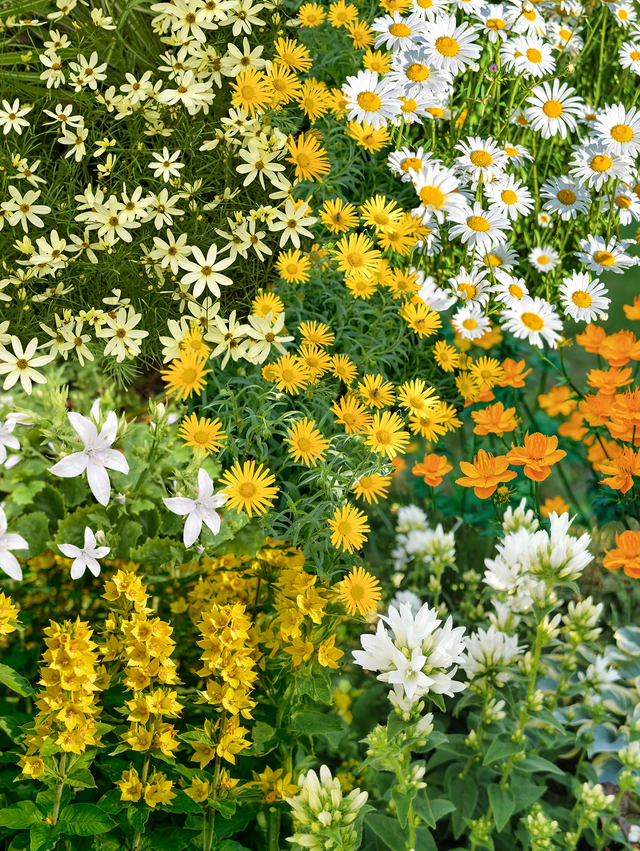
[
  {"x1": 559, "y1": 272, "x2": 610, "y2": 323},
  {"x1": 501, "y1": 296, "x2": 563, "y2": 348}
]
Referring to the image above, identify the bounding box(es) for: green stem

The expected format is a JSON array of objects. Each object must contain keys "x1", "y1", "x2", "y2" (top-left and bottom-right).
[{"x1": 51, "y1": 753, "x2": 67, "y2": 826}]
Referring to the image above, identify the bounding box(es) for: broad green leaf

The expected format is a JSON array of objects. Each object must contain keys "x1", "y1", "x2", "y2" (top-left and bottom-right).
[
  {"x1": 211, "y1": 798, "x2": 236, "y2": 819},
  {"x1": 412, "y1": 790, "x2": 435, "y2": 829},
  {"x1": 511, "y1": 784, "x2": 544, "y2": 813},
  {"x1": 57, "y1": 803, "x2": 115, "y2": 835},
  {"x1": 291, "y1": 710, "x2": 343, "y2": 736},
  {"x1": 391, "y1": 785, "x2": 417, "y2": 829},
  {"x1": 12, "y1": 512, "x2": 50, "y2": 559},
  {"x1": 483, "y1": 734, "x2": 523, "y2": 765},
  {"x1": 65, "y1": 768, "x2": 96, "y2": 788},
  {"x1": 29, "y1": 822, "x2": 57, "y2": 851},
  {"x1": 488, "y1": 784, "x2": 515, "y2": 832},
  {"x1": 448, "y1": 775, "x2": 477, "y2": 839},
  {"x1": 9, "y1": 480, "x2": 46, "y2": 507},
  {"x1": 517, "y1": 755, "x2": 566, "y2": 777},
  {"x1": 115, "y1": 519, "x2": 142, "y2": 556},
  {"x1": 143, "y1": 826, "x2": 199, "y2": 851},
  {"x1": 96, "y1": 789, "x2": 125, "y2": 814},
  {"x1": 130, "y1": 536, "x2": 184, "y2": 568},
  {"x1": 160, "y1": 790, "x2": 202, "y2": 814},
  {"x1": 127, "y1": 805, "x2": 149, "y2": 832},
  {"x1": 429, "y1": 797, "x2": 456, "y2": 822},
  {"x1": 366, "y1": 813, "x2": 409, "y2": 848},
  {"x1": 0, "y1": 663, "x2": 35, "y2": 697},
  {"x1": 0, "y1": 801, "x2": 45, "y2": 829}
]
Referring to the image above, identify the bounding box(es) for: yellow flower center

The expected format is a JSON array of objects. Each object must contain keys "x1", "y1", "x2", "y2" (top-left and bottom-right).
[
  {"x1": 542, "y1": 99, "x2": 563, "y2": 118},
  {"x1": 349, "y1": 583, "x2": 364, "y2": 599},
  {"x1": 615, "y1": 194, "x2": 632, "y2": 208},
  {"x1": 240, "y1": 84, "x2": 255, "y2": 100},
  {"x1": 297, "y1": 437, "x2": 312, "y2": 451},
  {"x1": 406, "y1": 62, "x2": 430, "y2": 81},
  {"x1": 537, "y1": 254, "x2": 549, "y2": 264},
  {"x1": 401, "y1": 156, "x2": 423, "y2": 172},
  {"x1": 401, "y1": 98, "x2": 417, "y2": 113},
  {"x1": 572, "y1": 291, "x2": 592, "y2": 307},
  {"x1": 470, "y1": 150, "x2": 493, "y2": 167},
  {"x1": 611, "y1": 123, "x2": 633, "y2": 143},
  {"x1": 435, "y1": 36, "x2": 459, "y2": 57},
  {"x1": 426, "y1": 107, "x2": 444, "y2": 117},
  {"x1": 389, "y1": 22, "x2": 411, "y2": 36},
  {"x1": 484, "y1": 253, "x2": 503, "y2": 267},
  {"x1": 526, "y1": 47, "x2": 542, "y2": 62},
  {"x1": 590, "y1": 154, "x2": 612, "y2": 172},
  {"x1": 486, "y1": 17, "x2": 506, "y2": 29},
  {"x1": 346, "y1": 252, "x2": 363, "y2": 267},
  {"x1": 357, "y1": 91, "x2": 381, "y2": 111},
  {"x1": 193, "y1": 430, "x2": 210, "y2": 444},
  {"x1": 557, "y1": 188, "x2": 576, "y2": 205},
  {"x1": 467, "y1": 215, "x2": 490, "y2": 232},
  {"x1": 238, "y1": 482, "x2": 256, "y2": 498},
  {"x1": 16, "y1": 358, "x2": 29, "y2": 370},
  {"x1": 523, "y1": 9, "x2": 536, "y2": 18},
  {"x1": 631, "y1": 51, "x2": 640, "y2": 60},
  {"x1": 337, "y1": 521, "x2": 352, "y2": 535},
  {"x1": 458, "y1": 283, "x2": 477, "y2": 299},
  {"x1": 462, "y1": 318, "x2": 478, "y2": 330},
  {"x1": 374, "y1": 429, "x2": 391, "y2": 445},
  {"x1": 521, "y1": 312, "x2": 544, "y2": 330},
  {"x1": 181, "y1": 368, "x2": 197, "y2": 383},
  {"x1": 501, "y1": 189, "x2": 518, "y2": 204},
  {"x1": 593, "y1": 250, "x2": 615, "y2": 266},
  {"x1": 509, "y1": 283, "x2": 524, "y2": 298},
  {"x1": 419, "y1": 185, "x2": 445, "y2": 208}
]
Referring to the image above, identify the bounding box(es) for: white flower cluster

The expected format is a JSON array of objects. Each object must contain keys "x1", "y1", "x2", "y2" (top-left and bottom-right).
[
  {"x1": 286, "y1": 765, "x2": 368, "y2": 851},
  {"x1": 391, "y1": 504, "x2": 456, "y2": 580},
  {"x1": 340, "y1": 1, "x2": 640, "y2": 348},
  {"x1": 484, "y1": 500, "x2": 594, "y2": 612},
  {"x1": 353, "y1": 600, "x2": 467, "y2": 712}
]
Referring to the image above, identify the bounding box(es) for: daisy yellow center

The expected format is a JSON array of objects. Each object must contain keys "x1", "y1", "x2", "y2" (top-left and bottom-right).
[
  {"x1": 346, "y1": 252, "x2": 363, "y2": 267},
  {"x1": 501, "y1": 189, "x2": 518, "y2": 204},
  {"x1": 484, "y1": 253, "x2": 503, "y2": 266},
  {"x1": 537, "y1": 254, "x2": 549, "y2": 264},
  {"x1": 470, "y1": 150, "x2": 493, "y2": 167},
  {"x1": 509, "y1": 283, "x2": 524, "y2": 298},
  {"x1": 557, "y1": 188, "x2": 576, "y2": 205},
  {"x1": 611, "y1": 123, "x2": 633, "y2": 142},
  {"x1": 435, "y1": 36, "x2": 459, "y2": 57},
  {"x1": 181, "y1": 368, "x2": 197, "y2": 382},
  {"x1": 590, "y1": 154, "x2": 612, "y2": 172},
  {"x1": 559, "y1": 28, "x2": 571, "y2": 39},
  {"x1": 297, "y1": 437, "x2": 312, "y2": 451},
  {"x1": 286, "y1": 263, "x2": 299, "y2": 274},
  {"x1": 572, "y1": 290, "x2": 592, "y2": 307},
  {"x1": 526, "y1": 48, "x2": 542, "y2": 62},
  {"x1": 417, "y1": 0, "x2": 432, "y2": 7},
  {"x1": 618, "y1": 8, "x2": 628, "y2": 19},
  {"x1": 616, "y1": 195, "x2": 632, "y2": 208},
  {"x1": 523, "y1": 9, "x2": 536, "y2": 19},
  {"x1": 406, "y1": 62, "x2": 430, "y2": 81},
  {"x1": 458, "y1": 283, "x2": 477, "y2": 299},
  {"x1": 631, "y1": 51, "x2": 640, "y2": 60},
  {"x1": 389, "y1": 22, "x2": 411, "y2": 36},
  {"x1": 486, "y1": 17, "x2": 506, "y2": 29},
  {"x1": 401, "y1": 99, "x2": 417, "y2": 113},
  {"x1": 467, "y1": 215, "x2": 490, "y2": 232},
  {"x1": 542, "y1": 99, "x2": 563, "y2": 118},
  {"x1": 515, "y1": 115, "x2": 528, "y2": 125},
  {"x1": 193, "y1": 430, "x2": 211, "y2": 444},
  {"x1": 16, "y1": 358, "x2": 29, "y2": 370},
  {"x1": 521, "y1": 312, "x2": 544, "y2": 330},
  {"x1": 593, "y1": 250, "x2": 615, "y2": 266},
  {"x1": 240, "y1": 85, "x2": 255, "y2": 99},
  {"x1": 349, "y1": 582, "x2": 364, "y2": 600},
  {"x1": 265, "y1": 332, "x2": 276, "y2": 342},
  {"x1": 238, "y1": 482, "x2": 257, "y2": 499},
  {"x1": 419, "y1": 185, "x2": 445, "y2": 208},
  {"x1": 426, "y1": 107, "x2": 444, "y2": 117},
  {"x1": 401, "y1": 157, "x2": 423, "y2": 172},
  {"x1": 374, "y1": 429, "x2": 391, "y2": 444},
  {"x1": 357, "y1": 91, "x2": 381, "y2": 111},
  {"x1": 296, "y1": 153, "x2": 311, "y2": 167},
  {"x1": 462, "y1": 318, "x2": 478, "y2": 330}
]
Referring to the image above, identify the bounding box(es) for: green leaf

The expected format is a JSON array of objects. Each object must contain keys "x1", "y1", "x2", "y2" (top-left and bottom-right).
[
  {"x1": 294, "y1": 668, "x2": 332, "y2": 704},
  {"x1": 54, "y1": 506, "x2": 110, "y2": 549},
  {"x1": 115, "y1": 520, "x2": 143, "y2": 556},
  {"x1": 12, "y1": 512, "x2": 51, "y2": 559},
  {"x1": 31, "y1": 485, "x2": 65, "y2": 524},
  {"x1": 96, "y1": 789, "x2": 124, "y2": 815},
  {"x1": 29, "y1": 823, "x2": 57, "y2": 851},
  {"x1": 160, "y1": 790, "x2": 202, "y2": 814},
  {"x1": 488, "y1": 784, "x2": 515, "y2": 832},
  {"x1": 532, "y1": 708, "x2": 565, "y2": 733},
  {"x1": 366, "y1": 813, "x2": 409, "y2": 848},
  {"x1": 0, "y1": 663, "x2": 35, "y2": 697},
  {"x1": 391, "y1": 785, "x2": 417, "y2": 829},
  {"x1": 0, "y1": 801, "x2": 45, "y2": 829},
  {"x1": 9, "y1": 480, "x2": 46, "y2": 507},
  {"x1": 291, "y1": 710, "x2": 343, "y2": 736},
  {"x1": 130, "y1": 536, "x2": 184, "y2": 568},
  {"x1": 66, "y1": 768, "x2": 96, "y2": 788},
  {"x1": 429, "y1": 798, "x2": 456, "y2": 822},
  {"x1": 511, "y1": 784, "x2": 544, "y2": 813},
  {"x1": 517, "y1": 755, "x2": 566, "y2": 777},
  {"x1": 142, "y1": 826, "x2": 199, "y2": 851},
  {"x1": 57, "y1": 803, "x2": 116, "y2": 836},
  {"x1": 412, "y1": 790, "x2": 435, "y2": 829},
  {"x1": 483, "y1": 734, "x2": 523, "y2": 765},
  {"x1": 448, "y1": 775, "x2": 477, "y2": 839},
  {"x1": 211, "y1": 798, "x2": 236, "y2": 819},
  {"x1": 127, "y1": 805, "x2": 149, "y2": 832}
]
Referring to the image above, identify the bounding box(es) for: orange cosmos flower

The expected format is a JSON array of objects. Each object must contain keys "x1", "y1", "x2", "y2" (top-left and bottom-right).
[
  {"x1": 600, "y1": 330, "x2": 640, "y2": 367},
  {"x1": 623, "y1": 295, "x2": 640, "y2": 321},
  {"x1": 558, "y1": 411, "x2": 588, "y2": 441},
  {"x1": 506, "y1": 433, "x2": 566, "y2": 482},
  {"x1": 456, "y1": 449, "x2": 517, "y2": 499},
  {"x1": 586, "y1": 438, "x2": 623, "y2": 472},
  {"x1": 540, "y1": 495, "x2": 570, "y2": 518},
  {"x1": 575, "y1": 323, "x2": 607, "y2": 355},
  {"x1": 586, "y1": 367, "x2": 634, "y2": 396},
  {"x1": 579, "y1": 393, "x2": 611, "y2": 428},
  {"x1": 471, "y1": 402, "x2": 519, "y2": 436},
  {"x1": 538, "y1": 385, "x2": 577, "y2": 417},
  {"x1": 599, "y1": 447, "x2": 640, "y2": 494},
  {"x1": 497, "y1": 358, "x2": 532, "y2": 389},
  {"x1": 412, "y1": 453, "x2": 452, "y2": 486},
  {"x1": 603, "y1": 530, "x2": 640, "y2": 578},
  {"x1": 473, "y1": 323, "x2": 504, "y2": 350},
  {"x1": 607, "y1": 389, "x2": 640, "y2": 445}
]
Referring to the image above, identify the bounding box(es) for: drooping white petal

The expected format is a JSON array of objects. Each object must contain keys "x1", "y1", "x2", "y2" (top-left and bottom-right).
[
  {"x1": 163, "y1": 497, "x2": 196, "y2": 516},
  {"x1": 68, "y1": 412, "x2": 98, "y2": 445},
  {"x1": 49, "y1": 452, "x2": 88, "y2": 478},
  {"x1": 0, "y1": 551, "x2": 23, "y2": 580},
  {"x1": 183, "y1": 511, "x2": 203, "y2": 547},
  {"x1": 86, "y1": 461, "x2": 112, "y2": 506}
]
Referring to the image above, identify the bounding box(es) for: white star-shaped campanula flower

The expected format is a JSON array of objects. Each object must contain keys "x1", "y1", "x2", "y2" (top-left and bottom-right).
[
  {"x1": 163, "y1": 468, "x2": 227, "y2": 548},
  {"x1": 0, "y1": 417, "x2": 20, "y2": 464},
  {"x1": 49, "y1": 400, "x2": 129, "y2": 506},
  {"x1": 58, "y1": 527, "x2": 110, "y2": 580},
  {"x1": 0, "y1": 506, "x2": 29, "y2": 580}
]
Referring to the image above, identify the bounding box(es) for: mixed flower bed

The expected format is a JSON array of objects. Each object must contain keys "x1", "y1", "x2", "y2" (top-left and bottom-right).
[{"x1": 0, "y1": 0, "x2": 640, "y2": 847}]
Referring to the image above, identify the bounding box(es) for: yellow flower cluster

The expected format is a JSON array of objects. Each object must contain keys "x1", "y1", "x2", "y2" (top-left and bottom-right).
[
  {"x1": 20, "y1": 618, "x2": 105, "y2": 778},
  {"x1": 0, "y1": 592, "x2": 19, "y2": 637}
]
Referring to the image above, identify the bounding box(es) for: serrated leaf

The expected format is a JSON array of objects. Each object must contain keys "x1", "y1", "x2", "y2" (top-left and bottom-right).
[
  {"x1": 130, "y1": 536, "x2": 184, "y2": 568},
  {"x1": 12, "y1": 512, "x2": 50, "y2": 559}
]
